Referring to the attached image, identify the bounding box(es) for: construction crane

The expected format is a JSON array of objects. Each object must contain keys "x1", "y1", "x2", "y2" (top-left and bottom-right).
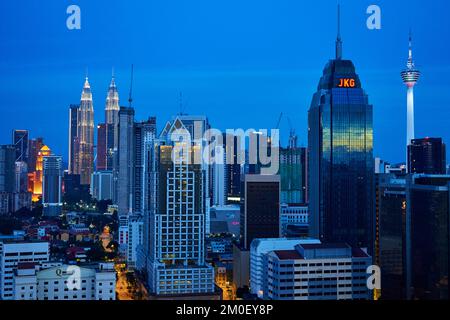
[
  {"x1": 287, "y1": 116, "x2": 298, "y2": 148},
  {"x1": 275, "y1": 112, "x2": 283, "y2": 129}
]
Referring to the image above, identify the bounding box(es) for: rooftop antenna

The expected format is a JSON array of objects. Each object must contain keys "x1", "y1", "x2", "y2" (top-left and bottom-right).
[
  {"x1": 128, "y1": 64, "x2": 134, "y2": 108},
  {"x1": 336, "y1": 3, "x2": 343, "y2": 60}
]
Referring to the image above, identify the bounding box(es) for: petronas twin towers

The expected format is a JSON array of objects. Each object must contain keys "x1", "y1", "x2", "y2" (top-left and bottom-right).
[{"x1": 69, "y1": 73, "x2": 120, "y2": 185}]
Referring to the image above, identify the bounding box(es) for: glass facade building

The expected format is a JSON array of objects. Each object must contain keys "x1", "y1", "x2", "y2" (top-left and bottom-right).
[
  {"x1": 280, "y1": 146, "x2": 307, "y2": 204},
  {"x1": 408, "y1": 137, "x2": 446, "y2": 175},
  {"x1": 376, "y1": 173, "x2": 407, "y2": 300},
  {"x1": 308, "y1": 58, "x2": 374, "y2": 252},
  {"x1": 12, "y1": 130, "x2": 29, "y2": 163},
  {"x1": 406, "y1": 175, "x2": 450, "y2": 300}
]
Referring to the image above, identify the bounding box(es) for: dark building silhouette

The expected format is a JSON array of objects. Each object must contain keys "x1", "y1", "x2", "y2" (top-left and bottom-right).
[
  {"x1": 223, "y1": 133, "x2": 242, "y2": 203},
  {"x1": 376, "y1": 173, "x2": 407, "y2": 300},
  {"x1": 240, "y1": 174, "x2": 280, "y2": 249},
  {"x1": 0, "y1": 145, "x2": 15, "y2": 193},
  {"x1": 12, "y1": 130, "x2": 29, "y2": 163},
  {"x1": 408, "y1": 137, "x2": 446, "y2": 174},
  {"x1": 42, "y1": 155, "x2": 63, "y2": 216},
  {"x1": 407, "y1": 175, "x2": 450, "y2": 300},
  {"x1": 97, "y1": 123, "x2": 107, "y2": 171},
  {"x1": 68, "y1": 104, "x2": 79, "y2": 174}
]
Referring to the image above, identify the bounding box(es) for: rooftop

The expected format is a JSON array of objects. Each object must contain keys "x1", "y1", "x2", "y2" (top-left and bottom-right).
[{"x1": 274, "y1": 250, "x2": 303, "y2": 260}]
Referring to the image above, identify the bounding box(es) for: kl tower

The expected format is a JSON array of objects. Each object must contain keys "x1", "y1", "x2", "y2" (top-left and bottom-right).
[{"x1": 401, "y1": 31, "x2": 421, "y2": 173}]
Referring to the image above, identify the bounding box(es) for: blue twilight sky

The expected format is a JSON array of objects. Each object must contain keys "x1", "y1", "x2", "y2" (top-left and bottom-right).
[{"x1": 1, "y1": 0, "x2": 450, "y2": 164}]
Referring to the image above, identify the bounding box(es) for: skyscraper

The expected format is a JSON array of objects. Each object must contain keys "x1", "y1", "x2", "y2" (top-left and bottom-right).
[
  {"x1": 0, "y1": 145, "x2": 16, "y2": 193},
  {"x1": 96, "y1": 123, "x2": 107, "y2": 171},
  {"x1": 308, "y1": 7, "x2": 374, "y2": 251},
  {"x1": 406, "y1": 175, "x2": 450, "y2": 299},
  {"x1": 133, "y1": 117, "x2": 157, "y2": 213},
  {"x1": 401, "y1": 32, "x2": 421, "y2": 172},
  {"x1": 90, "y1": 171, "x2": 114, "y2": 201},
  {"x1": 68, "y1": 104, "x2": 79, "y2": 174},
  {"x1": 12, "y1": 130, "x2": 29, "y2": 163},
  {"x1": 376, "y1": 173, "x2": 407, "y2": 300},
  {"x1": 115, "y1": 107, "x2": 135, "y2": 215},
  {"x1": 147, "y1": 128, "x2": 215, "y2": 297},
  {"x1": 223, "y1": 133, "x2": 242, "y2": 203},
  {"x1": 28, "y1": 137, "x2": 44, "y2": 175},
  {"x1": 408, "y1": 137, "x2": 446, "y2": 174},
  {"x1": 42, "y1": 155, "x2": 63, "y2": 217},
  {"x1": 75, "y1": 77, "x2": 95, "y2": 185},
  {"x1": 280, "y1": 136, "x2": 308, "y2": 204},
  {"x1": 30, "y1": 145, "x2": 51, "y2": 202},
  {"x1": 105, "y1": 74, "x2": 120, "y2": 170},
  {"x1": 240, "y1": 174, "x2": 281, "y2": 249}
]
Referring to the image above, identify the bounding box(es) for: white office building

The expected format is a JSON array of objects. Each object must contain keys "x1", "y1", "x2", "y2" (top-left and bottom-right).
[
  {"x1": 118, "y1": 215, "x2": 129, "y2": 254},
  {"x1": 250, "y1": 238, "x2": 320, "y2": 297},
  {"x1": 14, "y1": 262, "x2": 116, "y2": 300},
  {"x1": 148, "y1": 122, "x2": 215, "y2": 297},
  {"x1": 0, "y1": 241, "x2": 49, "y2": 300},
  {"x1": 262, "y1": 243, "x2": 372, "y2": 300},
  {"x1": 127, "y1": 214, "x2": 143, "y2": 267}
]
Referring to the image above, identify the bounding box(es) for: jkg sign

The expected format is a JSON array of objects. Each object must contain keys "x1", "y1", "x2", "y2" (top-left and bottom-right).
[{"x1": 337, "y1": 78, "x2": 356, "y2": 88}]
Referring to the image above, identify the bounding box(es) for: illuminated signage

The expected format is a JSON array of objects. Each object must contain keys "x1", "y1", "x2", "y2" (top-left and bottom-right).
[{"x1": 337, "y1": 78, "x2": 356, "y2": 88}]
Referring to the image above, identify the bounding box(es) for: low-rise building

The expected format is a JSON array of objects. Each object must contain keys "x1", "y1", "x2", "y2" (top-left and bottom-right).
[
  {"x1": 14, "y1": 262, "x2": 116, "y2": 300},
  {"x1": 262, "y1": 243, "x2": 372, "y2": 300},
  {"x1": 0, "y1": 241, "x2": 50, "y2": 300},
  {"x1": 250, "y1": 238, "x2": 320, "y2": 297}
]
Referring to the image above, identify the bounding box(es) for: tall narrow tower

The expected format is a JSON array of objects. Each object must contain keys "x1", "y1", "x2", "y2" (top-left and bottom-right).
[
  {"x1": 308, "y1": 4, "x2": 374, "y2": 251},
  {"x1": 401, "y1": 32, "x2": 421, "y2": 172},
  {"x1": 77, "y1": 76, "x2": 95, "y2": 185},
  {"x1": 105, "y1": 71, "x2": 120, "y2": 170}
]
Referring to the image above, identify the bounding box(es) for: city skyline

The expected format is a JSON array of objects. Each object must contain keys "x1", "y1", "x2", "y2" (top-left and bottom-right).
[
  {"x1": 1, "y1": 1, "x2": 450, "y2": 164},
  {"x1": 2, "y1": 1, "x2": 450, "y2": 303}
]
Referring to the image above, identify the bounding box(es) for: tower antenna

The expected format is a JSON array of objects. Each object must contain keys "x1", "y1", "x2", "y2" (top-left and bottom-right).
[
  {"x1": 128, "y1": 64, "x2": 134, "y2": 108},
  {"x1": 336, "y1": 3, "x2": 343, "y2": 60}
]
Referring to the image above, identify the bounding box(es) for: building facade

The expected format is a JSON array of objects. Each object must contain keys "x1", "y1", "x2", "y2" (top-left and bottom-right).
[
  {"x1": 96, "y1": 123, "x2": 107, "y2": 171},
  {"x1": 42, "y1": 156, "x2": 63, "y2": 217},
  {"x1": 280, "y1": 146, "x2": 307, "y2": 204},
  {"x1": 147, "y1": 132, "x2": 215, "y2": 297},
  {"x1": 408, "y1": 138, "x2": 446, "y2": 175},
  {"x1": 105, "y1": 75, "x2": 120, "y2": 171},
  {"x1": 14, "y1": 262, "x2": 116, "y2": 300},
  {"x1": 250, "y1": 238, "x2": 320, "y2": 297},
  {"x1": 90, "y1": 171, "x2": 113, "y2": 201},
  {"x1": 240, "y1": 174, "x2": 280, "y2": 250},
  {"x1": 308, "y1": 27, "x2": 374, "y2": 251},
  {"x1": 280, "y1": 204, "x2": 309, "y2": 238},
  {"x1": 12, "y1": 130, "x2": 29, "y2": 163},
  {"x1": 68, "y1": 104, "x2": 79, "y2": 174},
  {"x1": 115, "y1": 107, "x2": 135, "y2": 215},
  {"x1": 0, "y1": 241, "x2": 49, "y2": 300},
  {"x1": 75, "y1": 78, "x2": 95, "y2": 185},
  {"x1": 406, "y1": 175, "x2": 450, "y2": 299},
  {"x1": 262, "y1": 243, "x2": 372, "y2": 300}
]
